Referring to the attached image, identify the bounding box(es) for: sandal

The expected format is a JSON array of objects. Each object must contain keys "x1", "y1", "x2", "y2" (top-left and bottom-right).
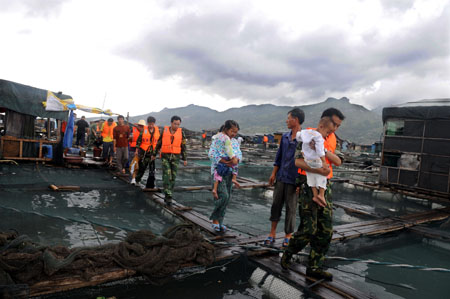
[
  {"x1": 220, "y1": 225, "x2": 227, "y2": 232},
  {"x1": 282, "y1": 237, "x2": 290, "y2": 248},
  {"x1": 264, "y1": 236, "x2": 275, "y2": 246},
  {"x1": 211, "y1": 223, "x2": 221, "y2": 232}
]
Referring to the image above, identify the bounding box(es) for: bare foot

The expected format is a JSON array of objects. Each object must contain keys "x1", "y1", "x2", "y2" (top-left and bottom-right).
[
  {"x1": 312, "y1": 195, "x2": 326, "y2": 208},
  {"x1": 317, "y1": 194, "x2": 327, "y2": 207},
  {"x1": 212, "y1": 189, "x2": 219, "y2": 199},
  {"x1": 232, "y1": 179, "x2": 240, "y2": 188}
]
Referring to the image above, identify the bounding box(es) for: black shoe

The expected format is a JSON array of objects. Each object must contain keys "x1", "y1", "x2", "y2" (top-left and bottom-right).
[
  {"x1": 164, "y1": 195, "x2": 172, "y2": 206},
  {"x1": 280, "y1": 251, "x2": 292, "y2": 270},
  {"x1": 306, "y1": 268, "x2": 333, "y2": 281}
]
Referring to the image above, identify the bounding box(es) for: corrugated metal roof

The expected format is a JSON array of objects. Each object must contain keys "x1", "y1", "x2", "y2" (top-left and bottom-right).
[{"x1": 393, "y1": 98, "x2": 450, "y2": 107}]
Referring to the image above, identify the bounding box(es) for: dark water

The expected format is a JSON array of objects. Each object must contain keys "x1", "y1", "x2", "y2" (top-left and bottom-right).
[{"x1": 1, "y1": 163, "x2": 449, "y2": 299}]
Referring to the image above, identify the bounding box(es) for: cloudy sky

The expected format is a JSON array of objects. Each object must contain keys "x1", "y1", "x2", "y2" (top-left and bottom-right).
[{"x1": 0, "y1": 0, "x2": 449, "y2": 117}]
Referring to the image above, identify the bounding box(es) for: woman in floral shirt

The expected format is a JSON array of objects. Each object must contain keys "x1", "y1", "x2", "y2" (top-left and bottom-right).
[{"x1": 208, "y1": 120, "x2": 242, "y2": 232}]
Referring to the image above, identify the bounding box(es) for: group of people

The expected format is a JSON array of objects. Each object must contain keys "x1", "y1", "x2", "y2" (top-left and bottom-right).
[
  {"x1": 73, "y1": 106, "x2": 345, "y2": 281},
  {"x1": 268, "y1": 107, "x2": 344, "y2": 281},
  {"x1": 73, "y1": 114, "x2": 187, "y2": 205},
  {"x1": 204, "y1": 107, "x2": 345, "y2": 281}
]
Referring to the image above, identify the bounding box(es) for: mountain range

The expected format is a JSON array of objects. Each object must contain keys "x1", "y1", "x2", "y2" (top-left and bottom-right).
[{"x1": 126, "y1": 97, "x2": 384, "y2": 144}]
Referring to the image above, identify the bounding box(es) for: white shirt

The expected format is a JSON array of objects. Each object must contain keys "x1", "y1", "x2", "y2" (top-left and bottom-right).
[{"x1": 296, "y1": 129, "x2": 325, "y2": 161}]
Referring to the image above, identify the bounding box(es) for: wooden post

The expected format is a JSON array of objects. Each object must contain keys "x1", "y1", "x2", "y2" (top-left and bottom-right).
[
  {"x1": 56, "y1": 120, "x2": 61, "y2": 142},
  {"x1": 19, "y1": 140, "x2": 23, "y2": 158},
  {"x1": 47, "y1": 118, "x2": 51, "y2": 139},
  {"x1": 39, "y1": 140, "x2": 43, "y2": 158}
]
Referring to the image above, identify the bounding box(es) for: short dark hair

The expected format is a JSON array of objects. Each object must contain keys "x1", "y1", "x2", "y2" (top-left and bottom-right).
[
  {"x1": 171, "y1": 115, "x2": 181, "y2": 123},
  {"x1": 117, "y1": 115, "x2": 124, "y2": 120},
  {"x1": 321, "y1": 108, "x2": 345, "y2": 120},
  {"x1": 107, "y1": 118, "x2": 114, "y2": 122},
  {"x1": 223, "y1": 120, "x2": 240, "y2": 131},
  {"x1": 288, "y1": 108, "x2": 305, "y2": 124},
  {"x1": 147, "y1": 116, "x2": 156, "y2": 123}
]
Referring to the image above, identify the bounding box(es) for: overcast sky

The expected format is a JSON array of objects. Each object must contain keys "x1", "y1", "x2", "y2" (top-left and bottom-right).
[{"x1": 1, "y1": 0, "x2": 449, "y2": 117}]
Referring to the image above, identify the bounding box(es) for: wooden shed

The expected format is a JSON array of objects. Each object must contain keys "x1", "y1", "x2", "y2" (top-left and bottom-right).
[{"x1": 0, "y1": 79, "x2": 70, "y2": 161}]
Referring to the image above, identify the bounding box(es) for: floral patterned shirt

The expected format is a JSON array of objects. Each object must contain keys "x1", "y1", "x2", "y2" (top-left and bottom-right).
[{"x1": 208, "y1": 133, "x2": 242, "y2": 175}]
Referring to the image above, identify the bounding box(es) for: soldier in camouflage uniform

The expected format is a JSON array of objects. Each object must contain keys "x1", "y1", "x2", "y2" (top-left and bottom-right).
[
  {"x1": 281, "y1": 108, "x2": 345, "y2": 281},
  {"x1": 153, "y1": 115, "x2": 187, "y2": 205}
]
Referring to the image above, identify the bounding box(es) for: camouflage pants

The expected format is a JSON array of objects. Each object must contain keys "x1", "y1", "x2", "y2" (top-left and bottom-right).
[
  {"x1": 161, "y1": 155, "x2": 180, "y2": 198},
  {"x1": 209, "y1": 173, "x2": 233, "y2": 226},
  {"x1": 136, "y1": 149, "x2": 156, "y2": 188},
  {"x1": 285, "y1": 182, "x2": 333, "y2": 270}
]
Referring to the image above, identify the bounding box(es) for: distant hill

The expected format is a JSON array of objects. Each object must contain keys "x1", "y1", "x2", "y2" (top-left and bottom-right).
[{"x1": 126, "y1": 97, "x2": 383, "y2": 144}]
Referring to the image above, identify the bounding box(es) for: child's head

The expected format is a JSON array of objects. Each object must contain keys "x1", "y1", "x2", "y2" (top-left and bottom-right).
[
  {"x1": 222, "y1": 120, "x2": 240, "y2": 138},
  {"x1": 317, "y1": 117, "x2": 333, "y2": 138}
]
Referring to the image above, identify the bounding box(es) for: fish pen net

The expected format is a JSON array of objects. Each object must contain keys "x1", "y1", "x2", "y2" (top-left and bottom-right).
[{"x1": 0, "y1": 224, "x2": 215, "y2": 297}]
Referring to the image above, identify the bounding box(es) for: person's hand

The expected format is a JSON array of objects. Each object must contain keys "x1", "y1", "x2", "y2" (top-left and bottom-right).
[
  {"x1": 309, "y1": 139, "x2": 316, "y2": 150},
  {"x1": 230, "y1": 157, "x2": 239, "y2": 165},
  {"x1": 183, "y1": 160, "x2": 187, "y2": 166},
  {"x1": 318, "y1": 166, "x2": 330, "y2": 176},
  {"x1": 151, "y1": 155, "x2": 156, "y2": 161},
  {"x1": 268, "y1": 173, "x2": 276, "y2": 186},
  {"x1": 296, "y1": 186, "x2": 300, "y2": 195}
]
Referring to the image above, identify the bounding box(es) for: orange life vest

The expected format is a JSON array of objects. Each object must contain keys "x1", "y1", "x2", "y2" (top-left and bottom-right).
[
  {"x1": 263, "y1": 136, "x2": 269, "y2": 143},
  {"x1": 161, "y1": 126, "x2": 182, "y2": 154},
  {"x1": 202, "y1": 133, "x2": 206, "y2": 139},
  {"x1": 95, "y1": 123, "x2": 101, "y2": 134},
  {"x1": 101, "y1": 121, "x2": 116, "y2": 139},
  {"x1": 140, "y1": 126, "x2": 160, "y2": 151},
  {"x1": 129, "y1": 126, "x2": 140, "y2": 148},
  {"x1": 298, "y1": 129, "x2": 336, "y2": 179}
]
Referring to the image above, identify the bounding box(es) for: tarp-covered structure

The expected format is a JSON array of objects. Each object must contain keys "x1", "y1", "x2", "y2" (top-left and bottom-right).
[
  {"x1": 0, "y1": 79, "x2": 71, "y2": 161},
  {"x1": 0, "y1": 79, "x2": 70, "y2": 121},
  {"x1": 380, "y1": 99, "x2": 450, "y2": 199}
]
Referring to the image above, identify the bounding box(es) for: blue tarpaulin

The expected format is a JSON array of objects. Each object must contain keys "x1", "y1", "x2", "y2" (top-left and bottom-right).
[{"x1": 63, "y1": 110, "x2": 74, "y2": 149}]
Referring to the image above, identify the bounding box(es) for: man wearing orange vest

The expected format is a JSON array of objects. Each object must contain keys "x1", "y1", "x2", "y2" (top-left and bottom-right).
[
  {"x1": 129, "y1": 120, "x2": 145, "y2": 185},
  {"x1": 134, "y1": 116, "x2": 160, "y2": 188},
  {"x1": 263, "y1": 135, "x2": 269, "y2": 151},
  {"x1": 153, "y1": 115, "x2": 187, "y2": 205},
  {"x1": 101, "y1": 118, "x2": 117, "y2": 166},
  {"x1": 281, "y1": 108, "x2": 344, "y2": 281},
  {"x1": 201, "y1": 131, "x2": 207, "y2": 147}
]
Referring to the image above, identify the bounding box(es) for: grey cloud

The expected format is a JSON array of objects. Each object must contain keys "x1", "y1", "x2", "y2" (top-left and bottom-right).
[{"x1": 121, "y1": 0, "x2": 450, "y2": 108}]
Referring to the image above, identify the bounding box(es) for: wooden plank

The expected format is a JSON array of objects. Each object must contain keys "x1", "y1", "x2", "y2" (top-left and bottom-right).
[
  {"x1": 253, "y1": 256, "x2": 371, "y2": 299},
  {"x1": 3, "y1": 156, "x2": 52, "y2": 161},
  {"x1": 144, "y1": 182, "x2": 269, "y2": 193},
  {"x1": 29, "y1": 269, "x2": 136, "y2": 297},
  {"x1": 145, "y1": 192, "x2": 239, "y2": 238}
]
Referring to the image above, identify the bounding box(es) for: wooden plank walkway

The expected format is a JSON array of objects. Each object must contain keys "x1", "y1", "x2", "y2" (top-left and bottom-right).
[
  {"x1": 252, "y1": 256, "x2": 373, "y2": 299},
  {"x1": 235, "y1": 206, "x2": 450, "y2": 245}
]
